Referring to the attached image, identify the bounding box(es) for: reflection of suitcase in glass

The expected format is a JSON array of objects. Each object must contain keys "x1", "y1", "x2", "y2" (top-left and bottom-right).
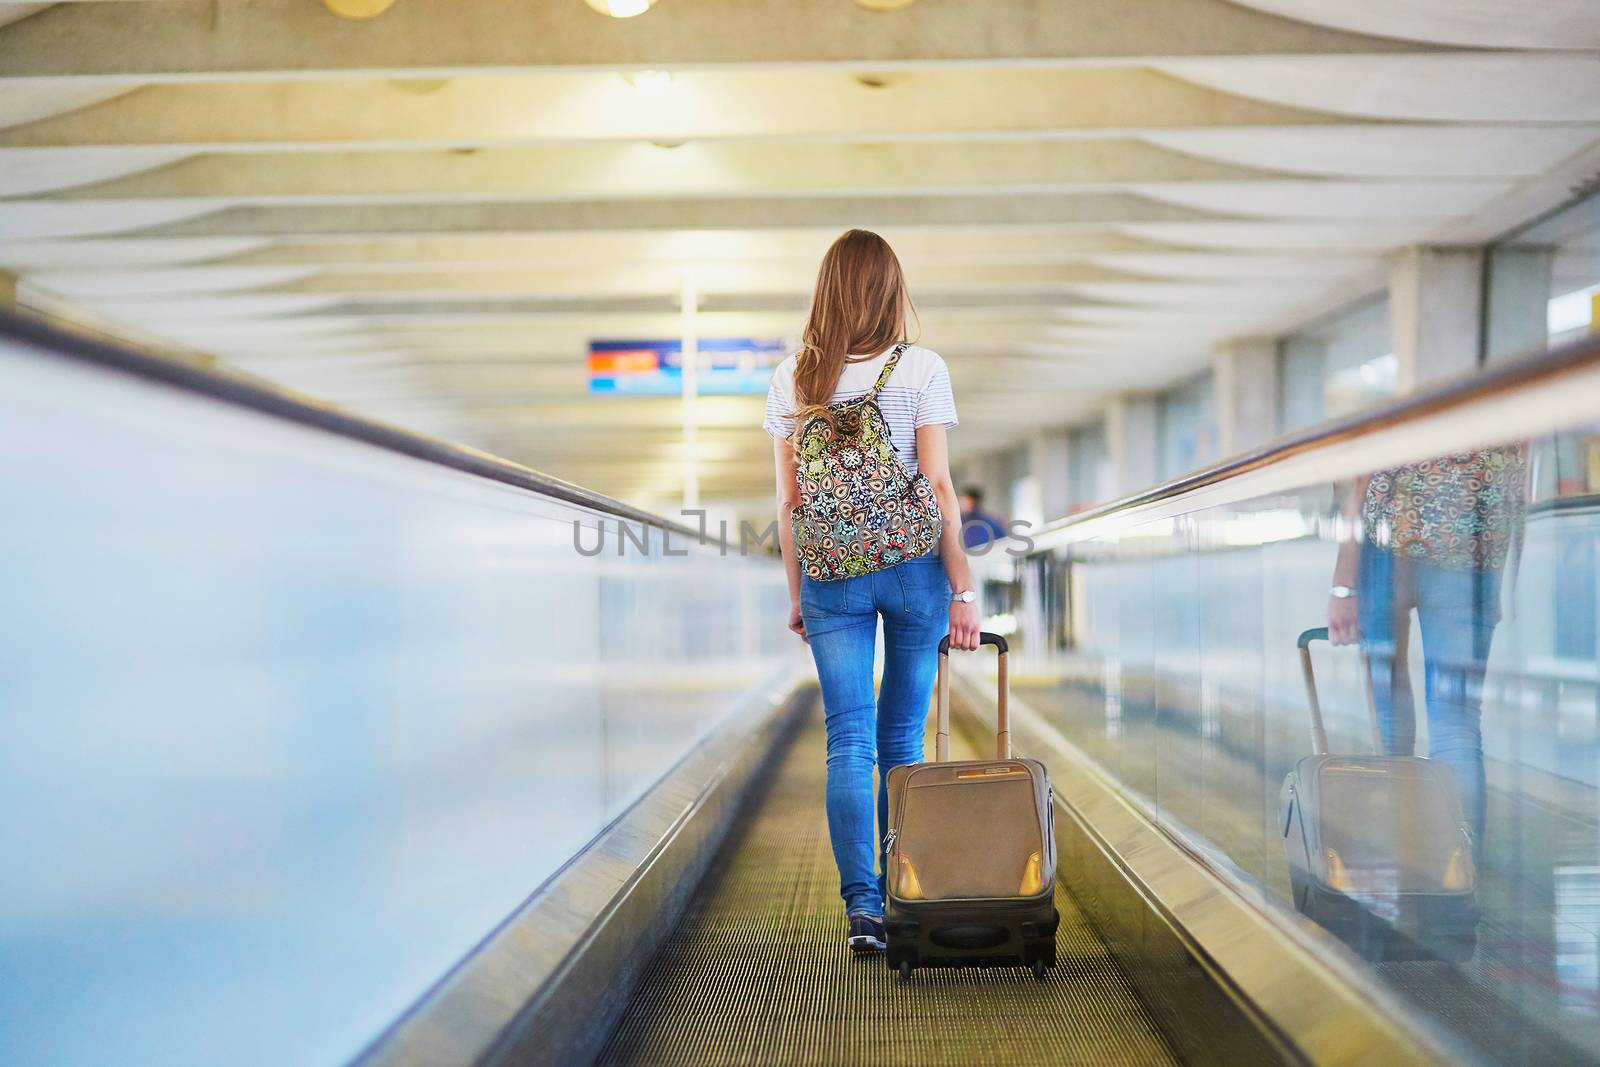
[{"x1": 1278, "y1": 627, "x2": 1478, "y2": 963}]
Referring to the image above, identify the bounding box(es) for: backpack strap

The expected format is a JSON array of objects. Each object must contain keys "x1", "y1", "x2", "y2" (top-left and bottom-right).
[{"x1": 868, "y1": 343, "x2": 909, "y2": 400}]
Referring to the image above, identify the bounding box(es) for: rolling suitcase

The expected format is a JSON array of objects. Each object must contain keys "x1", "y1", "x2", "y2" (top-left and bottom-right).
[
  {"x1": 1279, "y1": 627, "x2": 1478, "y2": 962},
  {"x1": 884, "y1": 632, "x2": 1060, "y2": 979}
]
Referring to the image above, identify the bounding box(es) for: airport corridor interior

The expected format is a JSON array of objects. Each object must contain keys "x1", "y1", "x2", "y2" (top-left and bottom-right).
[{"x1": 5, "y1": 2, "x2": 1600, "y2": 1066}]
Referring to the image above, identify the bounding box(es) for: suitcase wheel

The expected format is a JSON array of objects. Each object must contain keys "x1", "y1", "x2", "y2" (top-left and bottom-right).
[
  {"x1": 1032, "y1": 959, "x2": 1047, "y2": 980},
  {"x1": 898, "y1": 960, "x2": 913, "y2": 981}
]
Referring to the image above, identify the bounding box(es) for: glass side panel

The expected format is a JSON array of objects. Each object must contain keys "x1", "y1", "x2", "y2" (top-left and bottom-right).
[
  {"x1": 0, "y1": 340, "x2": 802, "y2": 1067},
  {"x1": 1487, "y1": 190, "x2": 1600, "y2": 362},
  {"x1": 1157, "y1": 373, "x2": 1218, "y2": 481},
  {"x1": 1278, "y1": 296, "x2": 1396, "y2": 432},
  {"x1": 1068, "y1": 420, "x2": 1111, "y2": 514},
  {"x1": 991, "y1": 396, "x2": 1600, "y2": 1062}
]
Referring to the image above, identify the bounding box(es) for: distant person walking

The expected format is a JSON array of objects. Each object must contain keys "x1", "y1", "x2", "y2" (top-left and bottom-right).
[
  {"x1": 766, "y1": 229, "x2": 979, "y2": 955},
  {"x1": 959, "y1": 486, "x2": 1008, "y2": 549}
]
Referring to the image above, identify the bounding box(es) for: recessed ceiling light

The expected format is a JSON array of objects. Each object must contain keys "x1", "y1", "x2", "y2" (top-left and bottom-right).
[
  {"x1": 585, "y1": 0, "x2": 658, "y2": 17},
  {"x1": 651, "y1": 140, "x2": 688, "y2": 149},
  {"x1": 854, "y1": 73, "x2": 895, "y2": 89},
  {"x1": 323, "y1": 0, "x2": 398, "y2": 18},
  {"x1": 854, "y1": 0, "x2": 918, "y2": 9}
]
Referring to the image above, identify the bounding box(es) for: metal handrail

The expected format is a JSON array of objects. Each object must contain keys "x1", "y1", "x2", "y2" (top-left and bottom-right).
[
  {"x1": 1, "y1": 308, "x2": 728, "y2": 547},
  {"x1": 1032, "y1": 331, "x2": 1600, "y2": 543}
]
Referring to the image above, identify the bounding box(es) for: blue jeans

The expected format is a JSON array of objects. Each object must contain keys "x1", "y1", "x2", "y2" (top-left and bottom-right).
[
  {"x1": 799, "y1": 554, "x2": 950, "y2": 916},
  {"x1": 1358, "y1": 543, "x2": 1500, "y2": 850}
]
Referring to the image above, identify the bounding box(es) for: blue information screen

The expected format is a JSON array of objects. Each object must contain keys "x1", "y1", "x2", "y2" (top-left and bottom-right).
[{"x1": 588, "y1": 338, "x2": 788, "y2": 396}]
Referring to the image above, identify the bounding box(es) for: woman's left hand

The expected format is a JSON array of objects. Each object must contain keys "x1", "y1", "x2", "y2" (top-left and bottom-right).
[
  {"x1": 947, "y1": 600, "x2": 981, "y2": 650},
  {"x1": 788, "y1": 602, "x2": 807, "y2": 643}
]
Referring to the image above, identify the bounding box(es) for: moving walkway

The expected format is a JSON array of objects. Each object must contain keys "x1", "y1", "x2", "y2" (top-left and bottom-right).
[
  {"x1": 8, "y1": 311, "x2": 1600, "y2": 1066},
  {"x1": 599, "y1": 702, "x2": 1178, "y2": 1067}
]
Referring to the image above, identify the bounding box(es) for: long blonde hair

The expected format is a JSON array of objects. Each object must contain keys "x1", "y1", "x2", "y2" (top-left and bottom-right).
[{"x1": 792, "y1": 229, "x2": 918, "y2": 434}]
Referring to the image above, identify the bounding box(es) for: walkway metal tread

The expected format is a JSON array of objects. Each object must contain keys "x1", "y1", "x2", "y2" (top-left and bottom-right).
[{"x1": 597, "y1": 701, "x2": 1182, "y2": 1067}]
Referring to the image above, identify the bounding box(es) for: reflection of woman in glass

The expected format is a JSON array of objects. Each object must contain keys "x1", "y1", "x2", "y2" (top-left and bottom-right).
[{"x1": 1328, "y1": 447, "x2": 1526, "y2": 853}]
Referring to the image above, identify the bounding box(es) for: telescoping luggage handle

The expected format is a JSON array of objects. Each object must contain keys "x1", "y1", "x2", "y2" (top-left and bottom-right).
[
  {"x1": 1296, "y1": 627, "x2": 1332, "y2": 756},
  {"x1": 936, "y1": 632, "x2": 1009, "y2": 763},
  {"x1": 1297, "y1": 626, "x2": 1382, "y2": 757}
]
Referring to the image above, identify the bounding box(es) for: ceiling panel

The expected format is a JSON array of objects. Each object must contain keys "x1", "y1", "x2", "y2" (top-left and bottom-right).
[{"x1": 2, "y1": 2, "x2": 1597, "y2": 508}]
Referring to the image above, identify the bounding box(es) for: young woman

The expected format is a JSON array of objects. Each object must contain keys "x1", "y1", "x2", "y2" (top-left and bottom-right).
[{"x1": 764, "y1": 229, "x2": 980, "y2": 953}]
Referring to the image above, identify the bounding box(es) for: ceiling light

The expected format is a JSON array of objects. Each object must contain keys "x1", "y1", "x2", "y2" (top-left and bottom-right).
[
  {"x1": 585, "y1": 0, "x2": 658, "y2": 16},
  {"x1": 622, "y1": 70, "x2": 673, "y2": 96},
  {"x1": 323, "y1": 0, "x2": 398, "y2": 17},
  {"x1": 854, "y1": 0, "x2": 918, "y2": 9}
]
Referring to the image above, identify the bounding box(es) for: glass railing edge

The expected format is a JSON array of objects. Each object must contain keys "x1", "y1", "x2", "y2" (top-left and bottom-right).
[
  {"x1": 0, "y1": 308, "x2": 726, "y2": 549},
  {"x1": 1033, "y1": 332, "x2": 1600, "y2": 547}
]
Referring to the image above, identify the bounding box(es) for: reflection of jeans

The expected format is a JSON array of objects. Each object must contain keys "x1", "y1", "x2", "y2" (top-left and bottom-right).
[
  {"x1": 1358, "y1": 543, "x2": 1500, "y2": 849},
  {"x1": 800, "y1": 555, "x2": 950, "y2": 915}
]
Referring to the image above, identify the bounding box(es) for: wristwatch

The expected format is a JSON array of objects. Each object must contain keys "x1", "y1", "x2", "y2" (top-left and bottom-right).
[
  {"x1": 1330, "y1": 585, "x2": 1357, "y2": 599},
  {"x1": 952, "y1": 589, "x2": 976, "y2": 604}
]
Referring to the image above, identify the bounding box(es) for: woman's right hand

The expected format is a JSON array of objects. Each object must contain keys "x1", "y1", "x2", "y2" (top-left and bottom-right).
[
  {"x1": 1328, "y1": 595, "x2": 1359, "y2": 646},
  {"x1": 947, "y1": 599, "x2": 981, "y2": 651}
]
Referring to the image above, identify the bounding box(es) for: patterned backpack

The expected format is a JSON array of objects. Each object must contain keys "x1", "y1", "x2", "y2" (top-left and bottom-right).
[{"x1": 791, "y1": 343, "x2": 944, "y2": 581}]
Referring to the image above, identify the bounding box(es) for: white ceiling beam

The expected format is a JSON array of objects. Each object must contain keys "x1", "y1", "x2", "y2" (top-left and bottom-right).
[
  {"x1": 1135, "y1": 179, "x2": 1510, "y2": 219},
  {"x1": 0, "y1": 229, "x2": 1183, "y2": 271},
  {"x1": 1163, "y1": 55, "x2": 1600, "y2": 123},
  {"x1": 207, "y1": 317, "x2": 1130, "y2": 355},
  {"x1": 237, "y1": 350, "x2": 1129, "y2": 395},
  {"x1": 249, "y1": 262, "x2": 1157, "y2": 298},
  {"x1": 33, "y1": 139, "x2": 1286, "y2": 201},
  {"x1": 1224, "y1": 0, "x2": 1600, "y2": 51},
  {"x1": 21, "y1": 261, "x2": 1126, "y2": 299},
  {"x1": 0, "y1": 5, "x2": 49, "y2": 34},
  {"x1": 0, "y1": 145, "x2": 188, "y2": 196},
  {"x1": 0, "y1": 80, "x2": 134, "y2": 131},
  {"x1": 0, "y1": 236, "x2": 268, "y2": 268},
  {"x1": 1120, "y1": 220, "x2": 1440, "y2": 251},
  {"x1": 106, "y1": 312, "x2": 1097, "y2": 354},
  {"x1": 0, "y1": 0, "x2": 1429, "y2": 82},
  {"x1": 0, "y1": 68, "x2": 1356, "y2": 150},
  {"x1": 1145, "y1": 126, "x2": 1600, "y2": 179},
  {"x1": 317, "y1": 396, "x2": 768, "y2": 431},
  {"x1": 35, "y1": 127, "x2": 1592, "y2": 203},
  {"x1": 62, "y1": 191, "x2": 1232, "y2": 240}
]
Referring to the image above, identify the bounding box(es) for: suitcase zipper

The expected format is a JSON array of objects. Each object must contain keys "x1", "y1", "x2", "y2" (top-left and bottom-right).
[{"x1": 883, "y1": 827, "x2": 897, "y2": 853}]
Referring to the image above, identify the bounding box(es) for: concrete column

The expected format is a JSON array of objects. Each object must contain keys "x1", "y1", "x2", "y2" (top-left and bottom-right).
[
  {"x1": 955, "y1": 450, "x2": 1007, "y2": 515},
  {"x1": 989, "y1": 449, "x2": 1023, "y2": 520},
  {"x1": 1389, "y1": 246, "x2": 1483, "y2": 392},
  {"x1": 1484, "y1": 246, "x2": 1554, "y2": 362},
  {"x1": 1028, "y1": 429, "x2": 1072, "y2": 523},
  {"x1": 956, "y1": 453, "x2": 987, "y2": 498},
  {"x1": 1212, "y1": 338, "x2": 1278, "y2": 455},
  {"x1": 0, "y1": 270, "x2": 16, "y2": 309},
  {"x1": 1105, "y1": 396, "x2": 1159, "y2": 497},
  {"x1": 994, "y1": 444, "x2": 1033, "y2": 526}
]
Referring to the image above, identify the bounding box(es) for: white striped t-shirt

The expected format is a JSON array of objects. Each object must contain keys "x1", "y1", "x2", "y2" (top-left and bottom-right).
[{"x1": 762, "y1": 344, "x2": 958, "y2": 475}]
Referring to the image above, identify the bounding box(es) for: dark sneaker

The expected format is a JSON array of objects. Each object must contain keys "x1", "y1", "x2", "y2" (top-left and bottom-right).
[{"x1": 847, "y1": 912, "x2": 886, "y2": 953}]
